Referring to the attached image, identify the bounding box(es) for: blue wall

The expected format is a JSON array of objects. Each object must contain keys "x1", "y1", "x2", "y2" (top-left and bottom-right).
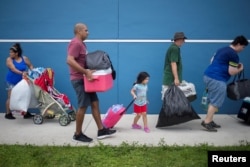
[{"x1": 1, "y1": 0, "x2": 250, "y2": 114}]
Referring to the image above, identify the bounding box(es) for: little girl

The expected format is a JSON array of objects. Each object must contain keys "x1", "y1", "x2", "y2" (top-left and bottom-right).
[{"x1": 130, "y1": 72, "x2": 150, "y2": 133}]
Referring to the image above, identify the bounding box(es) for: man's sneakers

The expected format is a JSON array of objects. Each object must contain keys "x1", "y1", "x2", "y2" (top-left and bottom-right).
[
  {"x1": 210, "y1": 121, "x2": 221, "y2": 128},
  {"x1": 97, "y1": 128, "x2": 116, "y2": 140},
  {"x1": 72, "y1": 132, "x2": 93, "y2": 143},
  {"x1": 201, "y1": 121, "x2": 221, "y2": 132},
  {"x1": 72, "y1": 128, "x2": 116, "y2": 143}
]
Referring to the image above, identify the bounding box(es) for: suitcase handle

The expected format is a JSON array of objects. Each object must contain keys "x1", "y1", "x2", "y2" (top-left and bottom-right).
[{"x1": 120, "y1": 99, "x2": 135, "y2": 115}]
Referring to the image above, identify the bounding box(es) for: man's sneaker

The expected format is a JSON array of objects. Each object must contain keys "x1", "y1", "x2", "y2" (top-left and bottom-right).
[
  {"x1": 210, "y1": 121, "x2": 221, "y2": 128},
  {"x1": 97, "y1": 128, "x2": 116, "y2": 140},
  {"x1": 72, "y1": 132, "x2": 93, "y2": 143},
  {"x1": 201, "y1": 121, "x2": 217, "y2": 132},
  {"x1": 132, "y1": 124, "x2": 142, "y2": 129},
  {"x1": 23, "y1": 112, "x2": 34, "y2": 119},
  {"x1": 5, "y1": 113, "x2": 16, "y2": 120}
]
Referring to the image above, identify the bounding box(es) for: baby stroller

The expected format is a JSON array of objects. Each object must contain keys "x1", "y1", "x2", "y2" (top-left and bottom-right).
[{"x1": 28, "y1": 67, "x2": 76, "y2": 126}]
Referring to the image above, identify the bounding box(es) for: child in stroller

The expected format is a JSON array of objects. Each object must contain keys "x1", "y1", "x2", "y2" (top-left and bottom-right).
[{"x1": 28, "y1": 67, "x2": 76, "y2": 126}]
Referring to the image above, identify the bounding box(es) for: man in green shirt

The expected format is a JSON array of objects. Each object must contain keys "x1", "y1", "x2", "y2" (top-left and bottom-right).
[{"x1": 161, "y1": 32, "x2": 187, "y2": 100}]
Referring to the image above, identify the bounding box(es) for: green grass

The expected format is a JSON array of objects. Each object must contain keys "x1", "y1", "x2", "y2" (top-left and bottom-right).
[{"x1": 1, "y1": 140, "x2": 250, "y2": 167}]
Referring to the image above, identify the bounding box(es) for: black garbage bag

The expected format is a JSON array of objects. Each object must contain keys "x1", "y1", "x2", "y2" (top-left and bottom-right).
[{"x1": 156, "y1": 84, "x2": 200, "y2": 127}]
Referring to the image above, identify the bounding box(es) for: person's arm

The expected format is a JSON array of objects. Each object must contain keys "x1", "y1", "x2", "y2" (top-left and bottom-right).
[
  {"x1": 169, "y1": 46, "x2": 181, "y2": 86},
  {"x1": 23, "y1": 56, "x2": 34, "y2": 70},
  {"x1": 6, "y1": 57, "x2": 23, "y2": 75},
  {"x1": 130, "y1": 87, "x2": 137, "y2": 99},
  {"x1": 228, "y1": 62, "x2": 244, "y2": 76},
  {"x1": 66, "y1": 55, "x2": 93, "y2": 80},
  {"x1": 171, "y1": 62, "x2": 180, "y2": 85}
]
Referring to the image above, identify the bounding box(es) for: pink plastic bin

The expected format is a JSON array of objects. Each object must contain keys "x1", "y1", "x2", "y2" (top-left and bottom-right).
[{"x1": 83, "y1": 68, "x2": 113, "y2": 92}]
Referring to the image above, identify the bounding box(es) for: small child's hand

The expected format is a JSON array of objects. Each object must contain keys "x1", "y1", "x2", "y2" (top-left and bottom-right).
[{"x1": 133, "y1": 95, "x2": 137, "y2": 99}]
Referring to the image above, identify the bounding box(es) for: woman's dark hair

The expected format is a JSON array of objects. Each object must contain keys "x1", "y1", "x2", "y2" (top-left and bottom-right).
[
  {"x1": 231, "y1": 35, "x2": 249, "y2": 46},
  {"x1": 10, "y1": 43, "x2": 22, "y2": 57},
  {"x1": 135, "y1": 71, "x2": 150, "y2": 84}
]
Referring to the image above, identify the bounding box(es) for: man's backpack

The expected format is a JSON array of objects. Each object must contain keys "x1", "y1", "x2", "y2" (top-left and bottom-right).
[{"x1": 86, "y1": 50, "x2": 116, "y2": 80}]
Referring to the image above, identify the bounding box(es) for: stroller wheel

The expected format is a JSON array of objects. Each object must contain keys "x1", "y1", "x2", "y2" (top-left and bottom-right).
[
  {"x1": 68, "y1": 111, "x2": 76, "y2": 121},
  {"x1": 59, "y1": 115, "x2": 71, "y2": 126},
  {"x1": 33, "y1": 115, "x2": 43, "y2": 125}
]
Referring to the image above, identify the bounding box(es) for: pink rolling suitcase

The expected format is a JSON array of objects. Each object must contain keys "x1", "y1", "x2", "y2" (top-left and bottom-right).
[{"x1": 102, "y1": 100, "x2": 134, "y2": 128}]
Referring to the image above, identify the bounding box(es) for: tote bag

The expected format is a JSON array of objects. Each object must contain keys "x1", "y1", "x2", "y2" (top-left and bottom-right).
[
  {"x1": 10, "y1": 79, "x2": 31, "y2": 111},
  {"x1": 227, "y1": 70, "x2": 250, "y2": 100}
]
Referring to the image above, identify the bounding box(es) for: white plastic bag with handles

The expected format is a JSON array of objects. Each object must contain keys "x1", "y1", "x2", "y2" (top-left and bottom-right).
[
  {"x1": 10, "y1": 79, "x2": 31, "y2": 112},
  {"x1": 178, "y1": 80, "x2": 197, "y2": 102}
]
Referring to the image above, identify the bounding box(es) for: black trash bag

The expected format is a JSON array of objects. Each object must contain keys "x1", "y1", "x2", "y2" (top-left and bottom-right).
[{"x1": 156, "y1": 84, "x2": 200, "y2": 127}]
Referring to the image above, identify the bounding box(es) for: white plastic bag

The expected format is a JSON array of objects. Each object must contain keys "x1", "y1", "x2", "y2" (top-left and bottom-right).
[
  {"x1": 178, "y1": 81, "x2": 197, "y2": 102},
  {"x1": 10, "y1": 79, "x2": 31, "y2": 111}
]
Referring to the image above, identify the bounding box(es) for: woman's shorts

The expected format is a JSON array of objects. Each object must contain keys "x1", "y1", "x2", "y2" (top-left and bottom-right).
[
  {"x1": 71, "y1": 79, "x2": 98, "y2": 108},
  {"x1": 6, "y1": 82, "x2": 15, "y2": 91},
  {"x1": 133, "y1": 104, "x2": 147, "y2": 114},
  {"x1": 203, "y1": 75, "x2": 226, "y2": 108}
]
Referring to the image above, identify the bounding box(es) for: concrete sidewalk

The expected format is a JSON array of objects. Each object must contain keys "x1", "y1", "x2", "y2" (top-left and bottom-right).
[{"x1": 0, "y1": 113, "x2": 249, "y2": 146}]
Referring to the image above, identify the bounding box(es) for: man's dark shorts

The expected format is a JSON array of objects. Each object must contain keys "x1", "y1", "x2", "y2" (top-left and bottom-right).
[{"x1": 71, "y1": 79, "x2": 98, "y2": 108}]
